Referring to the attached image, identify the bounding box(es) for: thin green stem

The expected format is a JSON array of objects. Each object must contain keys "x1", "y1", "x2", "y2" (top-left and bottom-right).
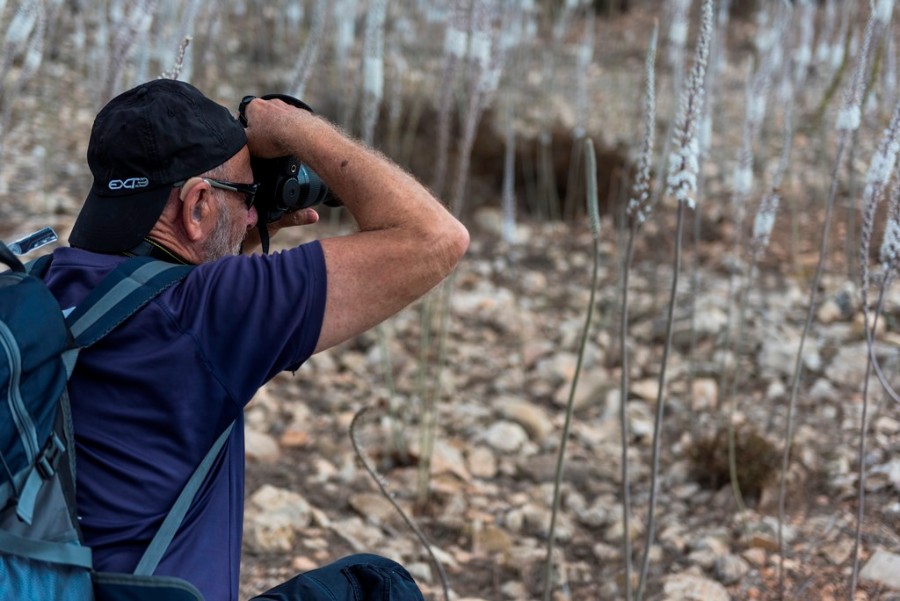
[
  {"x1": 635, "y1": 202, "x2": 687, "y2": 601},
  {"x1": 777, "y1": 133, "x2": 848, "y2": 600},
  {"x1": 351, "y1": 404, "x2": 450, "y2": 601},
  {"x1": 618, "y1": 232, "x2": 637, "y2": 601},
  {"x1": 726, "y1": 262, "x2": 759, "y2": 514},
  {"x1": 849, "y1": 277, "x2": 889, "y2": 598},
  {"x1": 542, "y1": 235, "x2": 599, "y2": 601}
]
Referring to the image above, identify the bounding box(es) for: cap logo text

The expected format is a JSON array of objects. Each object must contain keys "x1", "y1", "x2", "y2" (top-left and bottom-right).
[{"x1": 108, "y1": 177, "x2": 149, "y2": 190}]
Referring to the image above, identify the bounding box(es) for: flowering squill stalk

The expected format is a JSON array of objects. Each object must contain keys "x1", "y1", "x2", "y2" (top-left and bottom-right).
[
  {"x1": 431, "y1": 0, "x2": 472, "y2": 198},
  {"x1": 499, "y1": 3, "x2": 525, "y2": 243},
  {"x1": 417, "y1": 0, "x2": 504, "y2": 509},
  {"x1": 501, "y1": 99, "x2": 517, "y2": 244},
  {"x1": 792, "y1": 0, "x2": 815, "y2": 95},
  {"x1": 160, "y1": 36, "x2": 192, "y2": 81},
  {"x1": 618, "y1": 22, "x2": 658, "y2": 601},
  {"x1": 542, "y1": 138, "x2": 601, "y2": 601},
  {"x1": 636, "y1": 2, "x2": 711, "y2": 600},
  {"x1": 359, "y1": 0, "x2": 387, "y2": 145},
  {"x1": 291, "y1": 0, "x2": 331, "y2": 100},
  {"x1": 0, "y1": 0, "x2": 45, "y2": 158},
  {"x1": 847, "y1": 192, "x2": 898, "y2": 600},
  {"x1": 168, "y1": 0, "x2": 205, "y2": 84},
  {"x1": 102, "y1": 0, "x2": 158, "y2": 102},
  {"x1": 720, "y1": 9, "x2": 784, "y2": 512},
  {"x1": 564, "y1": 7, "x2": 594, "y2": 221},
  {"x1": 777, "y1": 8, "x2": 887, "y2": 599},
  {"x1": 849, "y1": 100, "x2": 900, "y2": 600},
  {"x1": 0, "y1": 0, "x2": 40, "y2": 89},
  {"x1": 334, "y1": 0, "x2": 357, "y2": 129}
]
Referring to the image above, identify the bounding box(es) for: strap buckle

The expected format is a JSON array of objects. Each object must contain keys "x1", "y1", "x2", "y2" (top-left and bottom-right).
[{"x1": 36, "y1": 433, "x2": 64, "y2": 479}]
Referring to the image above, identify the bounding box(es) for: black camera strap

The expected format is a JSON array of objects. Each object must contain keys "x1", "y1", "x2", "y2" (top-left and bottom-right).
[{"x1": 123, "y1": 239, "x2": 192, "y2": 265}]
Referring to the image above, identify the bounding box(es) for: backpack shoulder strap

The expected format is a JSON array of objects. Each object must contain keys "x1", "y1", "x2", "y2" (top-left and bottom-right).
[
  {"x1": 133, "y1": 421, "x2": 235, "y2": 577},
  {"x1": 66, "y1": 257, "x2": 193, "y2": 348}
]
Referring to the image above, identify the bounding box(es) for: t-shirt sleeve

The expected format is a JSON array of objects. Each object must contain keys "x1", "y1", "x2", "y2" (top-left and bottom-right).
[{"x1": 170, "y1": 241, "x2": 327, "y2": 405}]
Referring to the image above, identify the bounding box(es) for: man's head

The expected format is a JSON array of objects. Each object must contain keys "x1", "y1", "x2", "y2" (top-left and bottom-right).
[{"x1": 69, "y1": 79, "x2": 253, "y2": 259}]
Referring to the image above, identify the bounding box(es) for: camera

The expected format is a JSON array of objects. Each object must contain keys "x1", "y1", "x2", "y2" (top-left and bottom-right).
[
  {"x1": 251, "y1": 154, "x2": 340, "y2": 224},
  {"x1": 238, "y1": 93, "x2": 341, "y2": 226}
]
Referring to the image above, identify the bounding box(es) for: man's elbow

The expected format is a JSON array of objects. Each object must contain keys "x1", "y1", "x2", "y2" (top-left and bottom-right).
[{"x1": 439, "y1": 219, "x2": 470, "y2": 275}]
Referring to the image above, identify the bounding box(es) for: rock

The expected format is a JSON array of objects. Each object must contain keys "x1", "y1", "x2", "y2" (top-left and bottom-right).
[
  {"x1": 497, "y1": 397, "x2": 554, "y2": 442},
  {"x1": 691, "y1": 378, "x2": 718, "y2": 411},
  {"x1": 476, "y1": 524, "x2": 514, "y2": 555},
  {"x1": 500, "y1": 581, "x2": 529, "y2": 599},
  {"x1": 330, "y1": 517, "x2": 387, "y2": 552},
  {"x1": 348, "y1": 492, "x2": 405, "y2": 529},
  {"x1": 243, "y1": 485, "x2": 312, "y2": 554},
  {"x1": 741, "y1": 547, "x2": 767, "y2": 567},
  {"x1": 280, "y1": 426, "x2": 310, "y2": 448},
  {"x1": 827, "y1": 342, "x2": 871, "y2": 388},
  {"x1": 630, "y1": 379, "x2": 660, "y2": 401},
  {"x1": 662, "y1": 573, "x2": 730, "y2": 601},
  {"x1": 871, "y1": 457, "x2": 900, "y2": 491},
  {"x1": 757, "y1": 327, "x2": 821, "y2": 378},
  {"x1": 808, "y1": 378, "x2": 838, "y2": 403},
  {"x1": 551, "y1": 367, "x2": 612, "y2": 411},
  {"x1": 819, "y1": 539, "x2": 854, "y2": 565},
  {"x1": 291, "y1": 555, "x2": 319, "y2": 572},
  {"x1": 860, "y1": 549, "x2": 900, "y2": 590},
  {"x1": 467, "y1": 446, "x2": 499, "y2": 478},
  {"x1": 628, "y1": 401, "x2": 654, "y2": 444},
  {"x1": 245, "y1": 429, "x2": 281, "y2": 463},
  {"x1": 484, "y1": 421, "x2": 530, "y2": 454},
  {"x1": 429, "y1": 439, "x2": 472, "y2": 481},
  {"x1": 592, "y1": 542, "x2": 620, "y2": 561},
  {"x1": 715, "y1": 553, "x2": 750, "y2": 585},
  {"x1": 817, "y1": 298, "x2": 843, "y2": 324},
  {"x1": 405, "y1": 561, "x2": 432, "y2": 584},
  {"x1": 535, "y1": 353, "x2": 578, "y2": 387}
]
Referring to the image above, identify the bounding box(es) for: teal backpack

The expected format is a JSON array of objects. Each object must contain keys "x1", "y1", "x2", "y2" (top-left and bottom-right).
[{"x1": 0, "y1": 241, "x2": 230, "y2": 600}]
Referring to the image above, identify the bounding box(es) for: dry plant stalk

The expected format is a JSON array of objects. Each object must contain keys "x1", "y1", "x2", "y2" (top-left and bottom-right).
[
  {"x1": 350, "y1": 403, "x2": 450, "y2": 601},
  {"x1": 542, "y1": 137, "x2": 601, "y2": 601},
  {"x1": 849, "y1": 99, "x2": 900, "y2": 599},
  {"x1": 637, "y1": 1, "x2": 712, "y2": 599},
  {"x1": 618, "y1": 21, "x2": 658, "y2": 601},
  {"x1": 776, "y1": 7, "x2": 887, "y2": 599}
]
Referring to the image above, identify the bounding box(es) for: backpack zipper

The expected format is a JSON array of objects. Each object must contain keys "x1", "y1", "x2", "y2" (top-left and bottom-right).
[{"x1": 0, "y1": 320, "x2": 40, "y2": 462}]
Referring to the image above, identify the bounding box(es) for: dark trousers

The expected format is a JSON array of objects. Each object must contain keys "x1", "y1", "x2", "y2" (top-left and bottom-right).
[{"x1": 250, "y1": 554, "x2": 426, "y2": 601}]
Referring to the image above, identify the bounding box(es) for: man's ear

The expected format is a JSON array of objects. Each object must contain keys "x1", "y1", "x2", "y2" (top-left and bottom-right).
[{"x1": 180, "y1": 179, "x2": 215, "y2": 242}]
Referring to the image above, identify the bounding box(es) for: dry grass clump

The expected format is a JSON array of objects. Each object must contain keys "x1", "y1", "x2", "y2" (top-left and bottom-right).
[{"x1": 686, "y1": 426, "x2": 780, "y2": 505}]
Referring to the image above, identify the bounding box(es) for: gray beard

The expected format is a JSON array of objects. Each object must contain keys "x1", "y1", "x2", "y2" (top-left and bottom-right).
[{"x1": 201, "y1": 199, "x2": 244, "y2": 262}]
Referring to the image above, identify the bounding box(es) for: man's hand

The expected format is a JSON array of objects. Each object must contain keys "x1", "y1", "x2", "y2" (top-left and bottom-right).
[
  {"x1": 241, "y1": 97, "x2": 312, "y2": 160},
  {"x1": 241, "y1": 207, "x2": 320, "y2": 255}
]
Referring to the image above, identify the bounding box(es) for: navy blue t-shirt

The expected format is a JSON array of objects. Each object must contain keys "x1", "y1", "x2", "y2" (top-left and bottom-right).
[{"x1": 44, "y1": 243, "x2": 327, "y2": 601}]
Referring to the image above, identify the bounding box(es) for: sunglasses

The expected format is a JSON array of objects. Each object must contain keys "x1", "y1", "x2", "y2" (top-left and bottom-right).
[{"x1": 176, "y1": 177, "x2": 259, "y2": 209}]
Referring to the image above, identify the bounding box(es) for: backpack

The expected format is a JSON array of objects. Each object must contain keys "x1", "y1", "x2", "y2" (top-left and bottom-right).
[{"x1": 0, "y1": 241, "x2": 231, "y2": 601}]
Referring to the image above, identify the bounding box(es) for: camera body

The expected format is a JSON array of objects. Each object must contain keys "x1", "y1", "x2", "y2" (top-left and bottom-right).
[{"x1": 238, "y1": 93, "x2": 341, "y2": 225}]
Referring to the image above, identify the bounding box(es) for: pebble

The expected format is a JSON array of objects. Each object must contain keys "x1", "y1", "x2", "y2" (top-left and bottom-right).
[{"x1": 484, "y1": 421, "x2": 530, "y2": 454}]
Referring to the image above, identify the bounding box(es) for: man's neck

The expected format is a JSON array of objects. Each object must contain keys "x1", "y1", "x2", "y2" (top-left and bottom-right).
[{"x1": 124, "y1": 238, "x2": 193, "y2": 265}]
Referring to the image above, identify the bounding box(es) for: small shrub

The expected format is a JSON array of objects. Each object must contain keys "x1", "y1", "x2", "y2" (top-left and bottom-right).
[{"x1": 687, "y1": 426, "x2": 780, "y2": 505}]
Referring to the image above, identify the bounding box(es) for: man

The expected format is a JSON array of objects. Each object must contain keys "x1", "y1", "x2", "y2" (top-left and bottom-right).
[{"x1": 42, "y1": 79, "x2": 469, "y2": 600}]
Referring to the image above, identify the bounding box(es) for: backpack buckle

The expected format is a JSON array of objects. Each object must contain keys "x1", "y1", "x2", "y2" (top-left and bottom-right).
[{"x1": 36, "y1": 433, "x2": 65, "y2": 479}]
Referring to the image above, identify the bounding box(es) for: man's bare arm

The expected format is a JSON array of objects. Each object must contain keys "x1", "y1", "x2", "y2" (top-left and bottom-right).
[{"x1": 242, "y1": 98, "x2": 470, "y2": 354}]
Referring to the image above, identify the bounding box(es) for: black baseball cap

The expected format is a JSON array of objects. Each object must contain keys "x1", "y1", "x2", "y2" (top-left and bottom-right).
[{"x1": 69, "y1": 79, "x2": 247, "y2": 253}]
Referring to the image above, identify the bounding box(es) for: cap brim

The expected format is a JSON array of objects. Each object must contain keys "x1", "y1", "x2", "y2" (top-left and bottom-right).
[{"x1": 68, "y1": 184, "x2": 172, "y2": 253}]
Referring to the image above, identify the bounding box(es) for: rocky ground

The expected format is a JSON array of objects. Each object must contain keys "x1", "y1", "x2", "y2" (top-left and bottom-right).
[
  {"x1": 228, "y1": 208, "x2": 900, "y2": 601},
  {"x1": 2, "y1": 2, "x2": 900, "y2": 600}
]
